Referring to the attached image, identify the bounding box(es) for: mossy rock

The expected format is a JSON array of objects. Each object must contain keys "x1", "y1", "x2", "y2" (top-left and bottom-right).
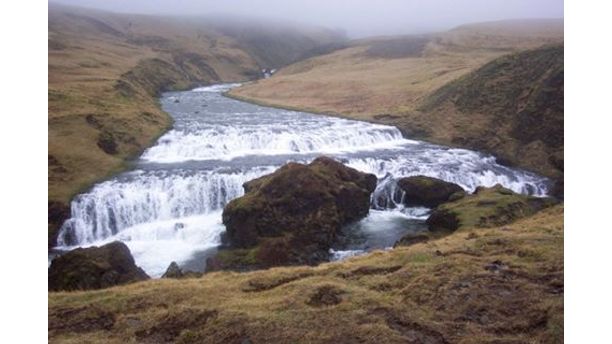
[
  {"x1": 48, "y1": 241, "x2": 149, "y2": 291},
  {"x1": 219, "y1": 157, "x2": 377, "y2": 268},
  {"x1": 397, "y1": 175, "x2": 465, "y2": 208},
  {"x1": 426, "y1": 184, "x2": 557, "y2": 232}
]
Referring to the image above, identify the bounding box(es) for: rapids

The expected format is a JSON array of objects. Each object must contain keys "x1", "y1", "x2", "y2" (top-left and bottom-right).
[{"x1": 53, "y1": 84, "x2": 551, "y2": 277}]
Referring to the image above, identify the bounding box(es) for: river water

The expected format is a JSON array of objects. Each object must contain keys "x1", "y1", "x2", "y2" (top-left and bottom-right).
[{"x1": 52, "y1": 84, "x2": 550, "y2": 277}]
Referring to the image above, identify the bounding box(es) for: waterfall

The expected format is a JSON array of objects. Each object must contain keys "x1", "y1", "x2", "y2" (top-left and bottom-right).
[
  {"x1": 57, "y1": 167, "x2": 275, "y2": 247},
  {"x1": 53, "y1": 83, "x2": 552, "y2": 277}
]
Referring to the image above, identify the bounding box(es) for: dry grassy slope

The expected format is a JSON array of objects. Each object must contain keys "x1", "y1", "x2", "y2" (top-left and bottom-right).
[
  {"x1": 48, "y1": 4, "x2": 345, "y2": 244},
  {"x1": 415, "y1": 45, "x2": 564, "y2": 190},
  {"x1": 49, "y1": 205, "x2": 563, "y2": 343},
  {"x1": 229, "y1": 19, "x2": 563, "y2": 181}
]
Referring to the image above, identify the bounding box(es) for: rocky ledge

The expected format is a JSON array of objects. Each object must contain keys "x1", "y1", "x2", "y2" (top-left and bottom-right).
[
  {"x1": 48, "y1": 241, "x2": 149, "y2": 291},
  {"x1": 426, "y1": 184, "x2": 558, "y2": 232},
  {"x1": 396, "y1": 175, "x2": 466, "y2": 208},
  {"x1": 208, "y1": 156, "x2": 377, "y2": 271}
]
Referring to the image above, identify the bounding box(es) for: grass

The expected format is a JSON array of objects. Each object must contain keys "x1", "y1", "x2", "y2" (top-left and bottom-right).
[{"x1": 49, "y1": 205, "x2": 563, "y2": 343}]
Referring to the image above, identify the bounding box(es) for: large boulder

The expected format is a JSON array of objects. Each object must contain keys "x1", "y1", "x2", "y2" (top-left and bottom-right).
[
  {"x1": 218, "y1": 156, "x2": 377, "y2": 268},
  {"x1": 48, "y1": 241, "x2": 149, "y2": 291},
  {"x1": 426, "y1": 184, "x2": 557, "y2": 232},
  {"x1": 396, "y1": 175, "x2": 465, "y2": 208}
]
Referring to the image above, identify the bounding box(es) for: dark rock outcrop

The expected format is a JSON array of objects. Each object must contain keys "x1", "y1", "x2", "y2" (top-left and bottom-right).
[
  {"x1": 48, "y1": 241, "x2": 149, "y2": 291},
  {"x1": 426, "y1": 184, "x2": 557, "y2": 232},
  {"x1": 48, "y1": 200, "x2": 70, "y2": 248},
  {"x1": 162, "y1": 262, "x2": 183, "y2": 279},
  {"x1": 397, "y1": 175, "x2": 465, "y2": 208},
  {"x1": 162, "y1": 261, "x2": 203, "y2": 279},
  {"x1": 218, "y1": 156, "x2": 377, "y2": 269}
]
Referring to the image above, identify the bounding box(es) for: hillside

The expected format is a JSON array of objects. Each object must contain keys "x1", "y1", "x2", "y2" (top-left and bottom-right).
[
  {"x1": 47, "y1": 4, "x2": 345, "y2": 244},
  {"x1": 49, "y1": 205, "x2": 563, "y2": 343},
  {"x1": 416, "y1": 45, "x2": 563, "y2": 193},
  {"x1": 228, "y1": 19, "x2": 564, "y2": 191}
]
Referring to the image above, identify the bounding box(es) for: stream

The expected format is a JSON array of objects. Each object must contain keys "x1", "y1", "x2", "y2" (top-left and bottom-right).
[{"x1": 51, "y1": 84, "x2": 550, "y2": 277}]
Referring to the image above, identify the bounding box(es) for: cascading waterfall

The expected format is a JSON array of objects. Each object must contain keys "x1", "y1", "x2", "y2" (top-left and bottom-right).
[
  {"x1": 57, "y1": 167, "x2": 276, "y2": 246},
  {"x1": 53, "y1": 83, "x2": 552, "y2": 277}
]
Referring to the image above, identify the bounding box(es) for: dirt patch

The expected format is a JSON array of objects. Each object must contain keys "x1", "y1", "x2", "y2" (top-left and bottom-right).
[
  {"x1": 306, "y1": 285, "x2": 346, "y2": 307},
  {"x1": 135, "y1": 308, "x2": 218, "y2": 343},
  {"x1": 49, "y1": 305, "x2": 115, "y2": 335},
  {"x1": 242, "y1": 271, "x2": 314, "y2": 292},
  {"x1": 97, "y1": 130, "x2": 118, "y2": 155},
  {"x1": 338, "y1": 265, "x2": 403, "y2": 278},
  {"x1": 369, "y1": 307, "x2": 448, "y2": 344}
]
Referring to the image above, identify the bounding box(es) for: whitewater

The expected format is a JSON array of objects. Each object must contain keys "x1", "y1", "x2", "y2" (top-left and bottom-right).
[{"x1": 52, "y1": 84, "x2": 551, "y2": 277}]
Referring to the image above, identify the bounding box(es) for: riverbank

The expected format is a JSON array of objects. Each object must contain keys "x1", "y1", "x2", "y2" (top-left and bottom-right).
[{"x1": 49, "y1": 204, "x2": 564, "y2": 343}]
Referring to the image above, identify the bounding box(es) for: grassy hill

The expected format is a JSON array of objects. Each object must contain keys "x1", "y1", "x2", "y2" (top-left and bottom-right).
[
  {"x1": 49, "y1": 205, "x2": 563, "y2": 343},
  {"x1": 229, "y1": 19, "x2": 564, "y2": 190},
  {"x1": 416, "y1": 45, "x2": 563, "y2": 191},
  {"x1": 47, "y1": 4, "x2": 345, "y2": 244}
]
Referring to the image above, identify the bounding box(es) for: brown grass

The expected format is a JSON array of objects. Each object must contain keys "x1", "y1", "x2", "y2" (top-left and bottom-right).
[
  {"x1": 230, "y1": 19, "x2": 562, "y2": 118},
  {"x1": 49, "y1": 205, "x2": 563, "y2": 343}
]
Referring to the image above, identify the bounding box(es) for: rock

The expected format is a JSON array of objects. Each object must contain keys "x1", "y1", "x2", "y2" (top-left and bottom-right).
[
  {"x1": 48, "y1": 200, "x2": 70, "y2": 248},
  {"x1": 397, "y1": 176, "x2": 465, "y2": 208},
  {"x1": 162, "y1": 261, "x2": 183, "y2": 279},
  {"x1": 162, "y1": 261, "x2": 203, "y2": 279},
  {"x1": 219, "y1": 156, "x2": 377, "y2": 268},
  {"x1": 426, "y1": 184, "x2": 557, "y2": 232},
  {"x1": 48, "y1": 241, "x2": 149, "y2": 291}
]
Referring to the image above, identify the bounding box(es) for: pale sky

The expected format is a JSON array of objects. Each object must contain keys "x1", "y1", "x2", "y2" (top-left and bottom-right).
[{"x1": 51, "y1": 0, "x2": 564, "y2": 37}]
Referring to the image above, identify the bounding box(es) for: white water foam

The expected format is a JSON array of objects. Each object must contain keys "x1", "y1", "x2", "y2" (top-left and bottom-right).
[
  {"x1": 347, "y1": 154, "x2": 549, "y2": 196},
  {"x1": 191, "y1": 83, "x2": 242, "y2": 93},
  {"x1": 142, "y1": 119, "x2": 414, "y2": 163},
  {"x1": 57, "y1": 167, "x2": 275, "y2": 247},
  {"x1": 58, "y1": 212, "x2": 224, "y2": 277}
]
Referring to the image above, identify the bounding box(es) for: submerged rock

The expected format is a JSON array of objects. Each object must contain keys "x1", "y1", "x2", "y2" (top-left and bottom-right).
[
  {"x1": 217, "y1": 156, "x2": 377, "y2": 269},
  {"x1": 397, "y1": 175, "x2": 465, "y2": 208},
  {"x1": 48, "y1": 241, "x2": 149, "y2": 291},
  {"x1": 426, "y1": 184, "x2": 557, "y2": 232}
]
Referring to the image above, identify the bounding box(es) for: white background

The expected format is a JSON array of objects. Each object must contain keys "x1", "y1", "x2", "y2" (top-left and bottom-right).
[{"x1": 0, "y1": 0, "x2": 608, "y2": 342}]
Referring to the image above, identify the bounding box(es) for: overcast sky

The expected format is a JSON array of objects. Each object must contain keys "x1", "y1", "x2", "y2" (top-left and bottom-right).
[{"x1": 51, "y1": 0, "x2": 564, "y2": 37}]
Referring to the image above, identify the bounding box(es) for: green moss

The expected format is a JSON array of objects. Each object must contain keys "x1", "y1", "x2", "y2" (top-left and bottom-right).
[
  {"x1": 215, "y1": 247, "x2": 261, "y2": 267},
  {"x1": 428, "y1": 185, "x2": 557, "y2": 232}
]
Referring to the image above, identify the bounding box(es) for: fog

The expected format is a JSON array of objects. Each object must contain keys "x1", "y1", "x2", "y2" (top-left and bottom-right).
[{"x1": 50, "y1": 0, "x2": 564, "y2": 37}]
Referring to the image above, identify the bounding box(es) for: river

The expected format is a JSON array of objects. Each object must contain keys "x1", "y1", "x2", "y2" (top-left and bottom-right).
[{"x1": 52, "y1": 84, "x2": 550, "y2": 277}]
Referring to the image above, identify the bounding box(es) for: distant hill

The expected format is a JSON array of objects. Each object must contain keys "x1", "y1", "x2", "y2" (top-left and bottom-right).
[{"x1": 48, "y1": 3, "x2": 346, "y2": 243}]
